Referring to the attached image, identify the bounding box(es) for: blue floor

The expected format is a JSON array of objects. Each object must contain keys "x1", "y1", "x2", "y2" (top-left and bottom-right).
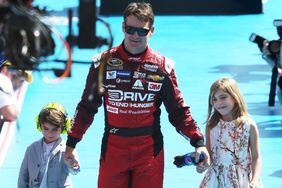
[{"x1": 1, "y1": 0, "x2": 282, "y2": 187}]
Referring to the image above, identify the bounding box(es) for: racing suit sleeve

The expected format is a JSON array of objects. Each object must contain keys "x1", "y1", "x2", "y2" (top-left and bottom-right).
[
  {"x1": 161, "y1": 60, "x2": 204, "y2": 148},
  {"x1": 66, "y1": 61, "x2": 103, "y2": 148}
]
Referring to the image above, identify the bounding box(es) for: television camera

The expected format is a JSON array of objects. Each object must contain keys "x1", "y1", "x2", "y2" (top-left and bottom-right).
[
  {"x1": 0, "y1": 0, "x2": 112, "y2": 78},
  {"x1": 250, "y1": 19, "x2": 282, "y2": 67},
  {"x1": 0, "y1": 3, "x2": 55, "y2": 70},
  {"x1": 249, "y1": 19, "x2": 282, "y2": 106}
]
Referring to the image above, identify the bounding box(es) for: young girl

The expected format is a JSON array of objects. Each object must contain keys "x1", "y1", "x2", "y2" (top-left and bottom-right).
[
  {"x1": 200, "y1": 77, "x2": 263, "y2": 188},
  {"x1": 18, "y1": 102, "x2": 80, "y2": 188}
]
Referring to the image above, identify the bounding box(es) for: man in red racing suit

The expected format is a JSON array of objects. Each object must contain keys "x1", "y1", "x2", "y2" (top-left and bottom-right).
[{"x1": 64, "y1": 2, "x2": 210, "y2": 188}]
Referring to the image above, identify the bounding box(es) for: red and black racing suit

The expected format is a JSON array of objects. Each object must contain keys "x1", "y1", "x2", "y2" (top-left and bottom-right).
[{"x1": 66, "y1": 43, "x2": 205, "y2": 188}]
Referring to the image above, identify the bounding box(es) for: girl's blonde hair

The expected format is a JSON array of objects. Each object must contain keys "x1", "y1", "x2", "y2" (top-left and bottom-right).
[{"x1": 207, "y1": 77, "x2": 249, "y2": 128}]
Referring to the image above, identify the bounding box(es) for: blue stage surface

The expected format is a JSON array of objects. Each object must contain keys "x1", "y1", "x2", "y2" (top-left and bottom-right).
[{"x1": 0, "y1": 0, "x2": 282, "y2": 187}]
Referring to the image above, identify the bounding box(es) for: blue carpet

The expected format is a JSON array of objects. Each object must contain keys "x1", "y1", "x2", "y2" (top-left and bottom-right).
[{"x1": 0, "y1": 0, "x2": 282, "y2": 187}]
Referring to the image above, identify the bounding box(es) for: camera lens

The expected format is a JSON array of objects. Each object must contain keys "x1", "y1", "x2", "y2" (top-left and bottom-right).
[
  {"x1": 268, "y1": 40, "x2": 281, "y2": 54},
  {"x1": 273, "y1": 19, "x2": 282, "y2": 27},
  {"x1": 249, "y1": 33, "x2": 267, "y2": 52}
]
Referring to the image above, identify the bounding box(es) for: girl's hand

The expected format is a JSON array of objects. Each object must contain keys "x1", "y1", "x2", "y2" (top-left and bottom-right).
[
  {"x1": 195, "y1": 146, "x2": 210, "y2": 173},
  {"x1": 196, "y1": 163, "x2": 207, "y2": 174},
  {"x1": 250, "y1": 179, "x2": 261, "y2": 188}
]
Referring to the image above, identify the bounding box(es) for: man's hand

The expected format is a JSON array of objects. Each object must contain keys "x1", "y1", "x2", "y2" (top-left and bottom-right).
[
  {"x1": 194, "y1": 146, "x2": 210, "y2": 173},
  {"x1": 64, "y1": 146, "x2": 79, "y2": 168}
]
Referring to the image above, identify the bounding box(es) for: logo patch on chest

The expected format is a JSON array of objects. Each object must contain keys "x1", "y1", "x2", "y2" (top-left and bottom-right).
[
  {"x1": 132, "y1": 79, "x2": 144, "y2": 90},
  {"x1": 143, "y1": 63, "x2": 159, "y2": 72},
  {"x1": 107, "y1": 58, "x2": 123, "y2": 67},
  {"x1": 106, "y1": 71, "x2": 117, "y2": 79},
  {"x1": 148, "y1": 82, "x2": 162, "y2": 92}
]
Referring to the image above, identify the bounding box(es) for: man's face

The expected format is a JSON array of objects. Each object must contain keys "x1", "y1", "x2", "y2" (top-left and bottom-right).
[
  {"x1": 8, "y1": 69, "x2": 26, "y2": 90},
  {"x1": 123, "y1": 15, "x2": 154, "y2": 54}
]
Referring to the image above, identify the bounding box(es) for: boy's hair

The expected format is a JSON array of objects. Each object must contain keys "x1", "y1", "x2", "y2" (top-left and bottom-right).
[
  {"x1": 123, "y1": 2, "x2": 154, "y2": 28},
  {"x1": 38, "y1": 107, "x2": 67, "y2": 131},
  {"x1": 207, "y1": 77, "x2": 248, "y2": 128}
]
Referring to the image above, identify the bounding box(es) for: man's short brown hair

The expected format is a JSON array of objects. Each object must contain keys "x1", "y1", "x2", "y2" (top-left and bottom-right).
[{"x1": 123, "y1": 2, "x2": 154, "y2": 28}]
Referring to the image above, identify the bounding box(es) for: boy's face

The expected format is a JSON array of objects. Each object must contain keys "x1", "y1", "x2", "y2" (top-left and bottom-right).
[{"x1": 41, "y1": 122, "x2": 62, "y2": 144}]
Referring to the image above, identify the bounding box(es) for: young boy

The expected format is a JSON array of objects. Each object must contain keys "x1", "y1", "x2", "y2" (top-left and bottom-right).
[{"x1": 18, "y1": 102, "x2": 80, "y2": 188}]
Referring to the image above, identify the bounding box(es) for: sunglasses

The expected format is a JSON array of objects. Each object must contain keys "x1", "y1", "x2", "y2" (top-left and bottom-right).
[{"x1": 124, "y1": 25, "x2": 150, "y2": 36}]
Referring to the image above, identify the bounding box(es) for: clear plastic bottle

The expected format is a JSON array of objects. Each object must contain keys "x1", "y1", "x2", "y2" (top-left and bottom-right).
[
  {"x1": 69, "y1": 165, "x2": 80, "y2": 175},
  {"x1": 68, "y1": 159, "x2": 80, "y2": 175},
  {"x1": 173, "y1": 152, "x2": 205, "y2": 168}
]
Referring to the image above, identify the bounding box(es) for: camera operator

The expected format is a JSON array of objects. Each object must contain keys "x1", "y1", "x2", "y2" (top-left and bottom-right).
[
  {"x1": 262, "y1": 22, "x2": 282, "y2": 102},
  {"x1": 0, "y1": 54, "x2": 32, "y2": 122},
  {"x1": 250, "y1": 19, "x2": 282, "y2": 105}
]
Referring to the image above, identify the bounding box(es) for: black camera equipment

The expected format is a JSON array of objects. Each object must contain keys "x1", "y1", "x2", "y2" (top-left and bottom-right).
[
  {"x1": 66, "y1": 0, "x2": 113, "y2": 50},
  {"x1": 249, "y1": 19, "x2": 282, "y2": 106},
  {"x1": 0, "y1": 4, "x2": 55, "y2": 70},
  {"x1": 0, "y1": 0, "x2": 113, "y2": 81},
  {"x1": 249, "y1": 36, "x2": 281, "y2": 59},
  {"x1": 249, "y1": 33, "x2": 267, "y2": 52}
]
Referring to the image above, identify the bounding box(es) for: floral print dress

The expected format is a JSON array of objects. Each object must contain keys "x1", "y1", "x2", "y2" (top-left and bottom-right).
[{"x1": 200, "y1": 119, "x2": 259, "y2": 188}]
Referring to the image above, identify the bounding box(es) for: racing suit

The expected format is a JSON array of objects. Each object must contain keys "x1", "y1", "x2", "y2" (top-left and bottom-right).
[{"x1": 66, "y1": 42, "x2": 205, "y2": 188}]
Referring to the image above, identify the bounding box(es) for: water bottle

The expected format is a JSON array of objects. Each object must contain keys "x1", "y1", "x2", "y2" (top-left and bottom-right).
[
  {"x1": 69, "y1": 164, "x2": 80, "y2": 175},
  {"x1": 68, "y1": 159, "x2": 80, "y2": 175},
  {"x1": 173, "y1": 152, "x2": 205, "y2": 168}
]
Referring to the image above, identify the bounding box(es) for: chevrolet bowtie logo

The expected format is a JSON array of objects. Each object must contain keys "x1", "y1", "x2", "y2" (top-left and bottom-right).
[{"x1": 109, "y1": 128, "x2": 119, "y2": 134}]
